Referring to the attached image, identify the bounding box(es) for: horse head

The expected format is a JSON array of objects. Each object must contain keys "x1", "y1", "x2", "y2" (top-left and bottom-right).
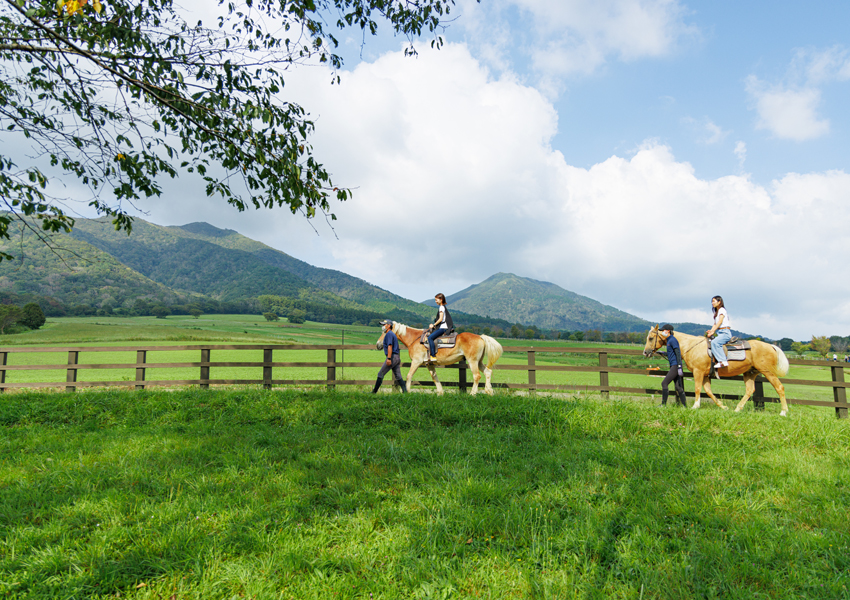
[
  {"x1": 375, "y1": 321, "x2": 395, "y2": 350},
  {"x1": 643, "y1": 325, "x2": 663, "y2": 358}
]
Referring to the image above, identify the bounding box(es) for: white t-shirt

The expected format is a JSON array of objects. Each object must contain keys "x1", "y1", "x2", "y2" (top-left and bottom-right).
[
  {"x1": 714, "y1": 307, "x2": 731, "y2": 329},
  {"x1": 437, "y1": 305, "x2": 448, "y2": 329}
]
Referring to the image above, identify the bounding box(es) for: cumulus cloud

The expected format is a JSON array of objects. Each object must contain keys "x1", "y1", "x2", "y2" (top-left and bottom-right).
[
  {"x1": 746, "y1": 76, "x2": 830, "y2": 141},
  {"x1": 459, "y1": 0, "x2": 696, "y2": 88},
  {"x1": 136, "y1": 43, "x2": 849, "y2": 340},
  {"x1": 733, "y1": 141, "x2": 746, "y2": 169},
  {"x1": 746, "y1": 45, "x2": 850, "y2": 141},
  {"x1": 682, "y1": 116, "x2": 730, "y2": 145}
]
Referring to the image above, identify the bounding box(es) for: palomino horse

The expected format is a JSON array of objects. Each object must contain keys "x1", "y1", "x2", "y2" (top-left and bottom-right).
[
  {"x1": 376, "y1": 322, "x2": 503, "y2": 395},
  {"x1": 643, "y1": 325, "x2": 791, "y2": 416}
]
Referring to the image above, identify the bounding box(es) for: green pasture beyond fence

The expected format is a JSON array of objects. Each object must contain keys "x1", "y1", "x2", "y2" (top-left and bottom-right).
[{"x1": 1, "y1": 343, "x2": 848, "y2": 417}]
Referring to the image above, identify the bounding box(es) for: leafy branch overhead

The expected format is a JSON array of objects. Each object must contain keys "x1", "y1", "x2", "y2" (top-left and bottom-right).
[{"x1": 0, "y1": 0, "x2": 462, "y2": 260}]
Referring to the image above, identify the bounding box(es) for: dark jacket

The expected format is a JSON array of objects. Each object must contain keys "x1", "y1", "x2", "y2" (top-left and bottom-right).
[{"x1": 666, "y1": 334, "x2": 684, "y2": 368}]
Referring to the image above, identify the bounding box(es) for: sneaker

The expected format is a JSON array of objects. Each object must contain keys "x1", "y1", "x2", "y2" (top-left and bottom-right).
[
  {"x1": 428, "y1": 355, "x2": 438, "y2": 362},
  {"x1": 715, "y1": 362, "x2": 724, "y2": 369}
]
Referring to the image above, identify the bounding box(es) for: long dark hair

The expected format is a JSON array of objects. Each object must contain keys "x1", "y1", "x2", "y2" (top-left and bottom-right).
[
  {"x1": 712, "y1": 295, "x2": 725, "y2": 317},
  {"x1": 435, "y1": 293, "x2": 447, "y2": 305}
]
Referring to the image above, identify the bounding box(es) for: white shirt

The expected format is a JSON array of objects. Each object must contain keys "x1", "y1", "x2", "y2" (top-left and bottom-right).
[
  {"x1": 437, "y1": 305, "x2": 448, "y2": 329},
  {"x1": 714, "y1": 307, "x2": 731, "y2": 329}
]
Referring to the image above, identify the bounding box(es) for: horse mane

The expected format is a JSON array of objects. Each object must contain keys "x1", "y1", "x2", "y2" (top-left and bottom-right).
[{"x1": 393, "y1": 322, "x2": 408, "y2": 337}]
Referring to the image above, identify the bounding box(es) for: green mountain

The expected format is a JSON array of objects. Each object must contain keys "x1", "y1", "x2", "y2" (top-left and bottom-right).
[
  {"x1": 0, "y1": 221, "x2": 181, "y2": 307},
  {"x1": 428, "y1": 273, "x2": 652, "y2": 332}
]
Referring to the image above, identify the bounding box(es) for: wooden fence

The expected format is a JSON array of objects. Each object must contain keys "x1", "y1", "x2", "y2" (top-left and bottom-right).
[{"x1": 0, "y1": 344, "x2": 847, "y2": 417}]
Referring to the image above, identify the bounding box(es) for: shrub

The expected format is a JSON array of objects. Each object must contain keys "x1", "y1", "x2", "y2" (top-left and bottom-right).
[{"x1": 20, "y1": 303, "x2": 46, "y2": 330}]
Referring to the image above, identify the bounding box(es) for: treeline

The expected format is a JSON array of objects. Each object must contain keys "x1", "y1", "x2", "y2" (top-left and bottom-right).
[
  {"x1": 0, "y1": 291, "x2": 257, "y2": 319},
  {"x1": 456, "y1": 323, "x2": 647, "y2": 343}
]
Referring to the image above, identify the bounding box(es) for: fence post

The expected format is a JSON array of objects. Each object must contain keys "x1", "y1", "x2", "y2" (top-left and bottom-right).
[
  {"x1": 599, "y1": 351, "x2": 609, "y2": 399},
  {"x1": 458, "y1": 359, "x2": 467, "y2": 393},
  {"x1": 135, "y1": 350, "x2": 147, "y2": 391},
  {"x1": 832, "y1": 365, "x2": 847, "y2": 419},
  {"x1": 0, "y1": 351, "x2": 6, "y2": 393},
  {"x1": 66, "y1": 350, "x2": 78, "y2": 392},
  {"x1": 754, "y1": 377, "x2": 765, "y2": 411},
  {"x1": 528, "y1": 351, "x2": 536, "y2": 394},
  {"x1": 200, "y1": 348, "x2": 210, "y2": 389},
  {"x1": 263, "y1": 348, "x2": 273, "y2": 390},
  {"x1": 327, "y1": 348, "x2": 336, "y2": 391}
]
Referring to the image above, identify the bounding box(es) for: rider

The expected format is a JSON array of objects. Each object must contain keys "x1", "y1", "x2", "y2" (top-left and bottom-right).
[
  {"x1": 658, "y1": 324, "x2": 688, "y2": 407},
  {"x1": 427, "y1": 293, "x2": 453, "y2": 362},
  {"x1": 372, "y1": 320, "x2": 407, "y2": 393},
  {"x1": 706, "y1": 295, "x2": 732, "y2": 370}
]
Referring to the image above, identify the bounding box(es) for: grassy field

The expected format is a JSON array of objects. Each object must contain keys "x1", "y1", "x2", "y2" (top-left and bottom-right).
[
  {"x1": 0, "y1": 316, "x2": 843, "y2": 413},
  {"x1": 1, "y1": 387, "x2": 848, "y2": 599}
]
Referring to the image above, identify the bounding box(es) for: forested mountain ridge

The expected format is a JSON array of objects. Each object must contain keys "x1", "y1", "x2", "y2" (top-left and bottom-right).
[
  {"x1": 427, "y1": 273, "x2": 650, "y2": 332},
  {"x1": 0, "y1": 221, "x2": 182, "y2": 308},
  {"x1": 169, "y1": 222, "x2": 436, "y2": 320}
]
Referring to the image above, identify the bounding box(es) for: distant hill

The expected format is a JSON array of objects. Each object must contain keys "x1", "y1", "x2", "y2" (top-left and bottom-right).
[
  {"x1": 426, "y1": 273, "x2": 650, "y2": 332},
  {"x1": 0, "y1": 221, "x2": 181, "y2": 307}
]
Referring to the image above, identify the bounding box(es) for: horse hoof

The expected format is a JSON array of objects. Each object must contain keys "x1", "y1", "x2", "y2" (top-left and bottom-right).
[
  {"x1": 780, "y1": 410, "x2": 787, "y2": 417},
  {"x1": 721, "y1": 405, "x2": 728, "y2": 411},
  {"x1": 734, "y1": 407, "x2": 742, "y2": 413},
  {"x1": 691, "y1": 401, "x2": 700, "y2": 410}
]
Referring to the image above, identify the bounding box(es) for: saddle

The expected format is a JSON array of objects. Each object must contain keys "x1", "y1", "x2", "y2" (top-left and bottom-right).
[
  {"x1": 706, "y1": 336, "x2": 751, "y2": 362},
  {"x1": 420, "y1": 329, "x2": 458, "y2": 349}
]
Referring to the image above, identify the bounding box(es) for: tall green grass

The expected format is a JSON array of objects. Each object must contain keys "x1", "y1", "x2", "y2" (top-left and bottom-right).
[{"x1": 1, "y1": 388, "x2": 848, "y2": 599}]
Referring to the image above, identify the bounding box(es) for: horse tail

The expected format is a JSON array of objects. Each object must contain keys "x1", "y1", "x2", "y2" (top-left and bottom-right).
[
  {"x1": 771, "y1": 345, "x2": 790, "y2": 377},
  {"x1": 480, "y1": 335, "x2": 503, "y2": 369}
]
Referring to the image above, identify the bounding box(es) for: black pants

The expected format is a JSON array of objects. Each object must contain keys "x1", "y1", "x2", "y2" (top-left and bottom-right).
[
  {"x1": 661, "y1": 366, "x2": 687, "y2": 406},
  {"x1": 373, "y1": 354, "x2": 406, "y2": 393}
]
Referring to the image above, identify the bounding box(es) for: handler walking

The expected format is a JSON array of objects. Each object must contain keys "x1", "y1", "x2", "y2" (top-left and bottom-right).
[
  {"x1": 658, "y1": 324, "x2": 688, "y2": 407},
  {"x1": 372, "y1": 320, "x2": 407, "y2": 394}
]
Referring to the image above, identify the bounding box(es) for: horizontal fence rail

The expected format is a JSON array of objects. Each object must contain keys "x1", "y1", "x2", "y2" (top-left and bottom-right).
[{"x1": 0, "y1": 344, "x2": 847, "y2": 417}]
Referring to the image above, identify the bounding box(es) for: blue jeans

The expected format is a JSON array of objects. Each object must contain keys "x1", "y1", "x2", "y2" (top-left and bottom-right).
[
  {"x1": 711, "y1": 329, "x2": 732, "y2": 363},
  {"x1": 428, "y1": 327, "x2": 448, "y2": 357}
]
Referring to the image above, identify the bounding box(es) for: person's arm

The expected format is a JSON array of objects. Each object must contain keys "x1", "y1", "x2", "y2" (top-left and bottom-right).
[
  {"x1": 674, "y1": 340, "x2": 684, "y2": 376},
  {"x1": 706, "y1": 311, "x2": 724, "y2": 336}
]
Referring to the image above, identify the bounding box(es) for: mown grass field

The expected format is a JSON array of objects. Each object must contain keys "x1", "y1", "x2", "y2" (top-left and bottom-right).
[
  {"x1": 1, "y1": 388, "x2": 848, "y2": 599},
  {"x1": 0, "y1": 316, "x2": 842, "y2": 411}
]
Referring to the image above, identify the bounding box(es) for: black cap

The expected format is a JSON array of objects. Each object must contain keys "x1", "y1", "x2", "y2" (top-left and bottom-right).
[
  {"x1": 379, "y1": 319, "x2": 392, "y2": 327},
  {"x1": 660, "y1": 324, "x2": 674, "y2": 331}
]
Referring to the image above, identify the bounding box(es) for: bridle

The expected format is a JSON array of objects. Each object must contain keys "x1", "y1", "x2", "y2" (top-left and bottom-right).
[{"x1": 646, "y1": 330, "x2": 666, "y2": 357}]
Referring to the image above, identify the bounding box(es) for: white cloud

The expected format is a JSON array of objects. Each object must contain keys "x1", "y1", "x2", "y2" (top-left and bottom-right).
[
  {"x1": 733, "y1": 141, "x2": 746, "y2": 169},
  {"x1": 140, "y1": 43, "x2": 849, "y2": 340},
  {"x1": 746, "y1": 76, "x2": 830, "y2": 141},
  {"x1": 683, "y1": 116, "x2": 729, "y2": 145},
  {"x1": 745, "y1": 45, "x2": 850, "y2": 142},
  {"x1": 459, "y1": 0, "x2": 696, "y2": 86}
]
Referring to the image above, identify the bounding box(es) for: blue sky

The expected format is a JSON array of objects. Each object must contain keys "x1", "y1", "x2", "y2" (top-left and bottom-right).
[{"x1": 8, "y1": 0, "x2": 850, "y2": 340}]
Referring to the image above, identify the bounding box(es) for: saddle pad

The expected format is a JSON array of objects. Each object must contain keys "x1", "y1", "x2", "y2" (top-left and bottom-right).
[
  {"x1": 723, "y1": 348, "x2": 747, "y2": 361},
  {"x1": 420, "y1": 330, "x2": 458, "y2": 349}
]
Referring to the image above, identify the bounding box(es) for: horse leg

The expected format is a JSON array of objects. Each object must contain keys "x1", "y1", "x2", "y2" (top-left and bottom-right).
[
  {"x1": 692, "y1": 371, "x2": 704, "y2": 409},
  {"x1": 735, "y1": 372, "x2": 757, "y2": 413},
  {"x1": 406, "y1": 359, "x2": 423, "y2": 392},
  {"x1": 479, "y1": 359, "x2": 494, "y2": 395},
  {"x1": 468, "y1": 359, "x2": 481, "y2": 395},
  {"x1": 428, "y1": 365, "x2": 444, "y2": 395},
  {"x1": 701, "y1": 378, "x2": 728, "y2": 410},
  {"x1": 762, "y1": 372, "x2": 789, "y2": 416}
]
